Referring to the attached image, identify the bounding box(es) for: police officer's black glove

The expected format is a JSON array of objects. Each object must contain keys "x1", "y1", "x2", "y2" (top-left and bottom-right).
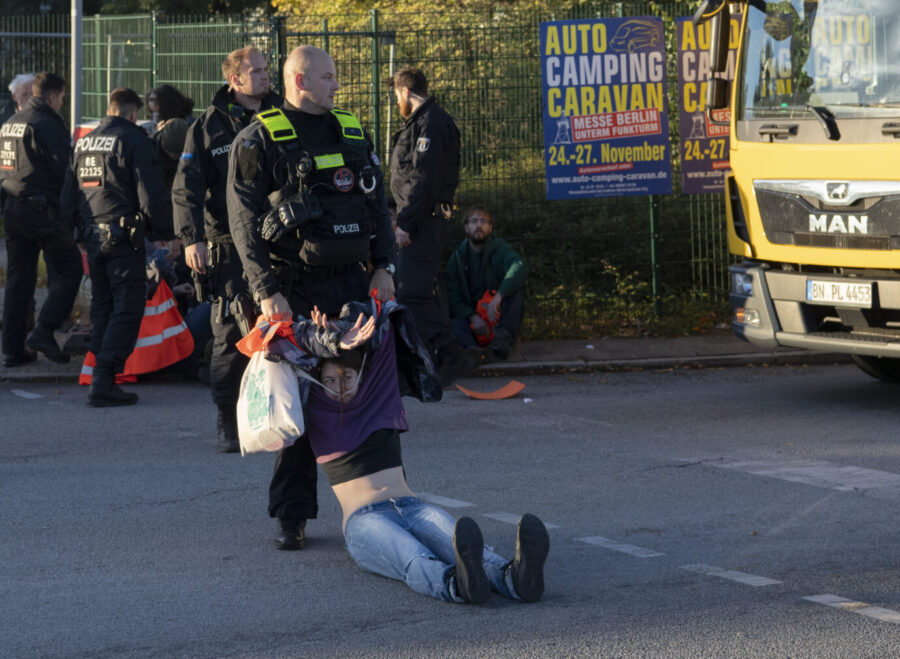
[{"x1": 259, "y1": 191, "x2": 324, "y2": 243}]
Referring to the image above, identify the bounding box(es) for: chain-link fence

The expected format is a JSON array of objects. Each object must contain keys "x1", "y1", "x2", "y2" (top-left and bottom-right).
[{"x1": 0, "y1": 3, "x2": 731, "y2": 337}]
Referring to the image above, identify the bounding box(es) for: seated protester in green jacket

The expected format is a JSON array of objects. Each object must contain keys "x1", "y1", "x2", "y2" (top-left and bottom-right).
[{"x1": 444, "y1": 205, "x2": 528, "y2": 360}]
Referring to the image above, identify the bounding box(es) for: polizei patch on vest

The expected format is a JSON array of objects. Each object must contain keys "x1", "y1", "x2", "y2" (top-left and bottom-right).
[
  {"x1": 416, "y1": 137, "x2": 431, "y2": 152},
  {"x1": 333, "y1": 167, "x2": 355, "y2": 192},
  {"x1": 74, "y1": 135, "x2": 117, "y2": 153},
  {"x1": 0, "y1": 122, "x2": 26, "y2": 138}
]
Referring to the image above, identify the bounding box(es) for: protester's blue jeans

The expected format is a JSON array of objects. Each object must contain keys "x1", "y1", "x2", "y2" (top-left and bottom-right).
[{"x1": 344, "y1": 496, "x2": 517, "y2": 602}]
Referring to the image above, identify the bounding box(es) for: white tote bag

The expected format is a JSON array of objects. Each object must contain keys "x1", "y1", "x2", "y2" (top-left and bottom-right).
[{"x1": 236, "y1": 351, "x2": 305, "y2": 455}]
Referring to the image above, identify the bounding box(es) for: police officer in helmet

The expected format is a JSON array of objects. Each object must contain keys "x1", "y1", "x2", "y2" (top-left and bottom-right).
[
  {"x1": 0, "y1": 71, "x2": 82, "y2": 368},
  {"x1": 61, "y1": 87, "x2": 172, "y2": 406},
  {"x1": 227, "y1": 45, "x2": 396, "y2": 550},
  {"x1": 173, "y1": 45, "x2": 283, "y2": 453}
]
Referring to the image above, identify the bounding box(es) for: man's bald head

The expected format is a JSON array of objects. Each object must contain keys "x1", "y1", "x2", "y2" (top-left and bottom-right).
[{"x1": 283, "y1": 45, "x2": 340, "y2": 114}]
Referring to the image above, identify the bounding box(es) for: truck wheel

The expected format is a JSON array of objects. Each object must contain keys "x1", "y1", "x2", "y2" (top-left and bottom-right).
[{"x1": 850, "y1": 355, "x2": 900, "y2": 383}]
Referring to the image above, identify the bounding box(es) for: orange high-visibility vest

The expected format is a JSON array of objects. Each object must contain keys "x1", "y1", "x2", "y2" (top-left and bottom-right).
[{"x1": 79, "y1": 279, "x2": 194, "y2": 385}]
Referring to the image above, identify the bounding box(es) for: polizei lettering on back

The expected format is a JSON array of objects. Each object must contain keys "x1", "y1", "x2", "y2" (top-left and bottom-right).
[
  {"x1": 0, "y1": 123, "x2": 26, "y2": 138},
  {"x1": 808, "y1": 213, "x2": 868, "y2": 234},
  {"x1": 74, "y1": 135, "x2": 117, "y2": 153}
]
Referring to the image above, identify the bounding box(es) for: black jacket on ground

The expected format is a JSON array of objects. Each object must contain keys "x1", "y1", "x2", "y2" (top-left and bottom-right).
[
  {"x1": 389, "y1": 96, "x2": 460, "y2": 234},
  {"x1": 61, "y1": 115, "x2": 172, "y2": 240},
  {"x1": 172, "y1": 86, "x2": 283, "y2": 246},
  {"x1": 0, "y1": 96, "x2": 70, "y2": 202}
]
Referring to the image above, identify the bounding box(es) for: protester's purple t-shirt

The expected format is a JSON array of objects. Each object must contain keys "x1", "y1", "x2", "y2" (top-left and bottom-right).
[{"x1": 307, "y1": 327, "x2": 408, "y2": 463}]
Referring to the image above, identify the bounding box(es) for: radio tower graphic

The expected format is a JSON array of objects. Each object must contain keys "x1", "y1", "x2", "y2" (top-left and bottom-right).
[
  {"x1": 552, "y1": 116, "x2": 572, "y2": 145},
  {"x1": 689, "y1": 112, "x2": 707, "y2": 139}
]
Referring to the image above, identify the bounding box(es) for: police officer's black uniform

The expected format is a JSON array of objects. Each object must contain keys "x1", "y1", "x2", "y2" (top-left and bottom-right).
[
  {"x1": 0, "y1": 96, "x2": 83, "y2": 367},
  {"x1": 61, "y1": 114, "x2": 171, "y2": 405},
  {"x1": 172, "y1": 85, "x2": 282, "y2": 451},
  {"x1": 227, "y1": 101, "x2": 395, "y2": 547},
  {"x1": 389, "y1": 96, "x2": 462, "y2": 364}
]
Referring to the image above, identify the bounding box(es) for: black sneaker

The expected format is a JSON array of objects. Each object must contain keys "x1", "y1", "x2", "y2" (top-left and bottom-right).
[
  {"x1": 276, "y1": 518, "x2": 306, "y2": 550},
  {"x1": 489, "y1": 329, "x2": 514, "y2": 361},
  {"x1": 508, "y1": 514, "x2": 550, "y2": 602},
  {"x1": 3, "y1": 349, "x2": 37, "y2": 368},
  {"x1": 26, "y1": 326, "x2": 70, "y2": 363},
  {"x1": 452, "y1": 516, "x2": 490, "y2": 603}
]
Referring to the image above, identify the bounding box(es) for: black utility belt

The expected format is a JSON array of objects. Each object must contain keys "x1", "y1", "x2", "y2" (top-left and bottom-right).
[{"x1": 280, "y1": 261, "x2": 363, "y2": 278}]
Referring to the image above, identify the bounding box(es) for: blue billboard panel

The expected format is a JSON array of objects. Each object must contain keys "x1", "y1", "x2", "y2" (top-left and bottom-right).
[{"x1": 540, "y1": 17, "x2": 672, "y2": 199}]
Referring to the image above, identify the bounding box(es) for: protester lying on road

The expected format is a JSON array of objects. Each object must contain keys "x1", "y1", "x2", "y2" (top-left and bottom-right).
[{"x1": 286, "y1": 299, "x2": 550, "y2": 604}]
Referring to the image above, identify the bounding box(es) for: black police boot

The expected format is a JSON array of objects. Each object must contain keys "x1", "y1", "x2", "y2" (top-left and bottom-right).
[
  {"x1": 216, "y1": 404, "x2": 240, "y2": 453},
  {"x1": 275, "y1": 518, "x2": 306, "y2": 550},
  {"x1": 505, "y1": 513, "x2": 550, "y2": 603},
  {"x1": 451, "y1": 517, "x2": 490, "y2": 604},
  {"x1": 88, "y1": 365, "x2": 138, "y2": 407},
  {"x1": 26, "y1": 323, "x2": 70, "y2": 363},
  {"x1": 3, "y1": 348, "x2": 37, "y2": 368}
]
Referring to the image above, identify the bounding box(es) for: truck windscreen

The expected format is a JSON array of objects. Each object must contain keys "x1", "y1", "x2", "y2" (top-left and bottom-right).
[{"x1": 739, "y1": 0, "x2": 900, "y2": 120}]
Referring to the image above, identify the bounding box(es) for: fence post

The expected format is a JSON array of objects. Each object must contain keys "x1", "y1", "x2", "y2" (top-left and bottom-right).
[
  {"x1": 322, "y1": 18, "x2": 329, "y2": 52},
  {"x1": 151, "y1": 10, "x2": 159, "y2": 89},
  {"x1": 649, "y1": 194, "x2": 662, "y2": 315},
  {"x1": 370, "y1": 9, "x2": 381, "y2": 152},
  {"x1": 271, "y1": 15, "x2": 286, "y2": 95}
]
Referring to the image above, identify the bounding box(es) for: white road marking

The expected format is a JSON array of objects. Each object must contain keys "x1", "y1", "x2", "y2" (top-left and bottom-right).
[
  {"x1": 804, "y1": 594, "x2": 900, "y2": 624},
  {"x1": 175, "y1": 431, "x2": 199, "y2": 438},
  {"x1": 11, "y1": 389, "x2": 43, "y2": 399},
  {"x1": 575, "y1": 536, "x2": 665, "y2": 558},
  {"x1": 419, "y1": 493, "x2": 475, "y2": 508},
  {"x1": 705, "y1": 458, "x2": 900, "y2": 493},
  {"x1": 680, "y1": 563, "x2": 781, "y2": 586},
  {"x1": 482, "y1": 512, "x2": 559, "y2": 529}
]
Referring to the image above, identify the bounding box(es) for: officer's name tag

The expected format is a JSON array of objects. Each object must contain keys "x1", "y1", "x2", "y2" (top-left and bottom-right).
[
  {"x1": 74, "y1": 135, "x2": 117, "y2": 153},
  {"x1": 1, "y1": 139, "x2": 16, "y2": 170},
  {"x1": 0, "y1": 123, "x2": 26, "y2": 138},
  {"x1": 333, "y1": 223, "x2": 360, "y2": 235}
]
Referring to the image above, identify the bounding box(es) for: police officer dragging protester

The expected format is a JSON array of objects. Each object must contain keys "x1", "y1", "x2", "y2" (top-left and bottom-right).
[
  {"x1": 227, "y1": 45, "x2": 396, "y2": 550},
  {"x1": 173, "y1": 46, "x2": 283, "y2": 453},
  {"x1": 0, "y1": 72, "x2": 82, "y2": 368},
  {"x1": 389, "y1": 67, "x2": 479, "y2": 386},
  {"x1": 61, "y1": 88, "x2": 172, "y2": 406}
]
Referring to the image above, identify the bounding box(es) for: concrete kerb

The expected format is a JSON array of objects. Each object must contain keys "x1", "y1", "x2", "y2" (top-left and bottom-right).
[{"x1": 0, "y1": 347, "x2": 850, "y2": 384}]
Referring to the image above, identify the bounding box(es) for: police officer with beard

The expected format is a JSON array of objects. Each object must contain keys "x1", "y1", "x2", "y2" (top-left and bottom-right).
[
  {"x1": 0, "y1": 72, "x2": 82, "y2": 368},
  {"x1": 173, "y1": 46, "x2": 283, "y2": 453},
  {"x1": 389, "y1": 67, "x2": 478, "y2": 386},
  {"x1": 227, "y1": 45, "x2": 395, "y2": 550},
  {"x1": 61, "y1": 88, "x2": 172, "y2": 406}
]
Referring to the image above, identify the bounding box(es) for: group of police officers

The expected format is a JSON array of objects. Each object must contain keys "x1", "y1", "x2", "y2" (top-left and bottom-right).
[{"x1": 1, "y1": 44, "x2": 464, "y2": 550}]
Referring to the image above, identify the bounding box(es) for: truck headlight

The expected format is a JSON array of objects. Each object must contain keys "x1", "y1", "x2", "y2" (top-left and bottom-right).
[
  {"x1": 735, "y1": 307, "x2": 760, "y2": 327},
  {"x1": 731, "y1": 272, "x2": 754, "y2": 297}
]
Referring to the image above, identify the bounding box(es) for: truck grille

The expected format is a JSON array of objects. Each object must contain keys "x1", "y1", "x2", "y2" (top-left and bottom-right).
[{"x1": 793, "y1": 232, "x2": 891, "y2": 250}]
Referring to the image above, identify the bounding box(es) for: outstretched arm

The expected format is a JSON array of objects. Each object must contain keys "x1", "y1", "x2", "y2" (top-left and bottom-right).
[{"x1": 339, "y1": 314, "x2": 376, "y2": 350}]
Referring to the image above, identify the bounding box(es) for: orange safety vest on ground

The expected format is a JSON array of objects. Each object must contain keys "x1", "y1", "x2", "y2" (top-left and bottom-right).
[{"x1": 79, "y1": 279, "x2": 194, "y2": 385}]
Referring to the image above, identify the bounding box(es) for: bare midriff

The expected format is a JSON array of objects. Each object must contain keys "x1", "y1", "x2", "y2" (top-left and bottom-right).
[{"x1": 332, "y1": 466, "x2": 416, "y2": 532}]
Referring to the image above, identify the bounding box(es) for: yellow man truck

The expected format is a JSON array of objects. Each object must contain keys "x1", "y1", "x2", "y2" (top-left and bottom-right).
[{"x1": 696, "y1": 0, "x2": 900, "y2": 380}]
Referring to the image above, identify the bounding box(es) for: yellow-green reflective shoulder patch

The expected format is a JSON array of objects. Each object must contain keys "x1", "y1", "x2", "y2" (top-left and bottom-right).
[
  {"x1": 331, "y1": 109, "x2": 365, "y2": 140},
  {"x1": 314, "y1": 153, "x2": 345, "y2": 169},
  {"x1": 257, "y1": 109, "x2": 297, "y2": 142}
]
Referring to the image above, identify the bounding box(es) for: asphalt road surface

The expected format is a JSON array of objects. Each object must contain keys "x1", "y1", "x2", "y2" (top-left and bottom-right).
[{"x1": 3, "y1": 363, "x2": 900, "y2": 657}]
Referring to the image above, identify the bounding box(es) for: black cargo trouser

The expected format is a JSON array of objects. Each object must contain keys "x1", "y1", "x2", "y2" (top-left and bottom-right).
[
  {"x1": 84, "y1": 230, "x2": 146, "y2": 373},
  {"x1": 208, "y1": 241, "x2": 250, "y2": 407},
  {"x1": 267, "y1": 261, "x2": 370, "y2": 521},
  {"x1": 395, "y1": 212, "x2": 453, "y2": 353},
  {"x1": 1, "y1": 196, "x2": 82, "y2": 357}
]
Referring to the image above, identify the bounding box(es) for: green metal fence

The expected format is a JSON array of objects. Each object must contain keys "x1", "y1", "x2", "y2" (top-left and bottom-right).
[{"x1": 0, "y1": 4, "x2": 731, "y2": 336}]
